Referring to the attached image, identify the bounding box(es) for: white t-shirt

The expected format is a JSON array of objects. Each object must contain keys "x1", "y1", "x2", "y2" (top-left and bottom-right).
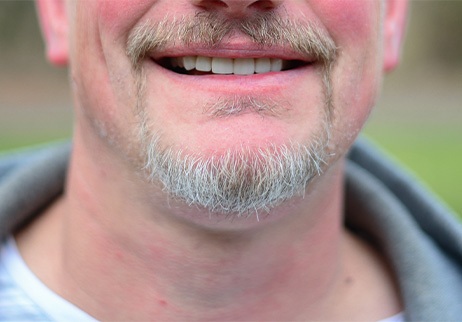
[
  {"x1": 0, "y1": 236, "x2": 405, "y2": 322},
  {"x1": 0, "y1": 237, "x2": 96, "y2": 321},
  {"x1": 379, "y1": 312, "x2": 405, "y2": 322}
]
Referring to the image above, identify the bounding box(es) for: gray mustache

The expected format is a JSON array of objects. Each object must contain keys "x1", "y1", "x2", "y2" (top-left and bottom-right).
[{"x1": 127, "y1": 11, "x2": 337, "y2": 70}]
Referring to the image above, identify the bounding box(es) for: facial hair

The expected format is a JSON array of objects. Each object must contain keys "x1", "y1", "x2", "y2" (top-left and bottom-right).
[{"x1": 125, "y1": 11, "x2": 337, "y2": 216}]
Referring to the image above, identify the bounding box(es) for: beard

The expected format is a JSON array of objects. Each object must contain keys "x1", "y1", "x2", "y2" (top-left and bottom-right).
[
  {"x1": 136, "y1": 101, "x2": 331, "y2": 216},
  {"x1": 124, "y1": 12, "x2": 336, "y2": 216}
]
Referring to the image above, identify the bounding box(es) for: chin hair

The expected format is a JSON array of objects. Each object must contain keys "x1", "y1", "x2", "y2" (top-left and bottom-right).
[{"x1": 140, "y1": 132, "x2": 330, "y2": 217}]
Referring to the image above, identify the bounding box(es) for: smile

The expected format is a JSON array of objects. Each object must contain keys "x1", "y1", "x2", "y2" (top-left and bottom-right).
[{"x1": 157, "y1": 56, "x2": 308, "y2": 76}]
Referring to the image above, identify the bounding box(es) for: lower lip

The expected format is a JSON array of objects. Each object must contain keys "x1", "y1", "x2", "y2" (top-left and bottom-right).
[{"x1": 147, "y1": 59, "x2": 315, "y2": 94}]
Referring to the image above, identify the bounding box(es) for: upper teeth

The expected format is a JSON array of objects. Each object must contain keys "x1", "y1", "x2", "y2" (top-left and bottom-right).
[{"x1": 172, "y1": 56, "x2": 286, "y2": 75}]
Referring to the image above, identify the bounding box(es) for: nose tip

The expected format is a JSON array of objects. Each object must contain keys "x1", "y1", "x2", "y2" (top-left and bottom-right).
[{"x1": 193, "y1": 0, "x2": 282, "y2": 16}]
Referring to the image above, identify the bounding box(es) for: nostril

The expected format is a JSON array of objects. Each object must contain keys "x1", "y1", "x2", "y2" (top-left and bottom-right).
[
  {"x1": 248, "y1": 0, "x2": 280, "y2": 10},
  {"x1": 193, "y1": 0, "x2": 281, "y2": 13},
  {"x1": 193, "y1": 0, "x2": 228, "y2": 10}
]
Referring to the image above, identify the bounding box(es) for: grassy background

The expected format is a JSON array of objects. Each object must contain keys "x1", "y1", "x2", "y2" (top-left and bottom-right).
[
  {"x1": 1, "y1": 1, "x2": 461, "y2": 216},
  {"x1": 364, "y1": 125, "x2": 462, "y2": 217}
]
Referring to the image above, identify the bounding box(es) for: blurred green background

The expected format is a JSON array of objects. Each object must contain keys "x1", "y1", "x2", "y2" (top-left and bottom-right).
[{"x1": 0, "y1": 1, "x2": 461, "y2": 216}]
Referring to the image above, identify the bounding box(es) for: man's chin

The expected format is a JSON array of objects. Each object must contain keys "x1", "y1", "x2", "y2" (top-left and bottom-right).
[{"x1": 140, "y1": 134, "x2": 330, "y2": 217}]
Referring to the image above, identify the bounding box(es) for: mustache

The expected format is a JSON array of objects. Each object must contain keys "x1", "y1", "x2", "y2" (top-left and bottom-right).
[{"x1": 126, "y1": 11, "x2": 338, "y2": 70}]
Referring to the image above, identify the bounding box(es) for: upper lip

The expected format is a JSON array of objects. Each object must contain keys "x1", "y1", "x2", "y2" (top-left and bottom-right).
[{"x1": 149, "y1": 42, "x2": 316, "y2": 63}]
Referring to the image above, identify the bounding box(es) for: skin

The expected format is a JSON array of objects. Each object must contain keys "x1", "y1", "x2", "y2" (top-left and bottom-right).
[{"x1": 18, "y1": 0, "x2": 408, "y2": 320}]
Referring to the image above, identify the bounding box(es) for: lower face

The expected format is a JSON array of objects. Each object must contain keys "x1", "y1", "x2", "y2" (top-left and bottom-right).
[{"x1": 71, "y1": 1, "x2": 383, "y2": 217}]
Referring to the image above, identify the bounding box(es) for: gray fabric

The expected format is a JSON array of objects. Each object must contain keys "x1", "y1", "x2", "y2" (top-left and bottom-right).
[
  {"x1": 0, "y1": 143, "x2": 70, "y2": 238},
  {"x1": 347, "y1": 139, "x2": 462, "y2": 321},
  {"x1": 0, "y1": 139, "x2": 461, "y2": 321}
]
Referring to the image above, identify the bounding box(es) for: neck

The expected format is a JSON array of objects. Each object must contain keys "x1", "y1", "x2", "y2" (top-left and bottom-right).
[{"x1": 17, "y1": 132, "x2": 395, "y2": 320}]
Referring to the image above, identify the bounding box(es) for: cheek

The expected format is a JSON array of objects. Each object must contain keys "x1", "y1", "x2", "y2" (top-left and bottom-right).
[
  {"x1": 331, "y1": 53, "x2": 382, "y2": 154},
  {"x1": 71, "y1": 2, "x2": 144, "y2": 140},
  {"x1": 312, "y1": 0, "x2": 380, "y2": 43},
  {"x1": 315, "y1": 1, "x2": 383, "y2": 149},
  {"x1": 96, "y1": 0, "x2": 156, "y2": 35}
]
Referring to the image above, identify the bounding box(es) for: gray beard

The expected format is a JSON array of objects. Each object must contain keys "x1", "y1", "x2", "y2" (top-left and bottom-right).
[{"x1": 138, "y1": 111, "x2": 330, "y2": 216}]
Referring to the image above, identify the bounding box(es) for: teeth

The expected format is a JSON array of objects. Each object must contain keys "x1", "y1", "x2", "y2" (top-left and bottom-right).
[
  {"x1": 196, "y1": 56, "x2": 212, "y2": 72},
  {"x1": 255, "y1": 58, "x2": 271, "y2": 74},
  {"x1": 177, "y1": 57, "x2": 184, "y2": 68},
  {"x1": 183, "y1": 56, "x2": 196, "y2": 71},
  {"x1": 212, "y1": 57, "x2": 234, "y2": 74},
  {"x1": 234, "y1": 58, "x2": 255, "y2": 75},
  {"x1": 270, "y1": 58, "x2": 283, "y2": 72},
  {"x1": 176, "y1": 56, "x2": 286, "y2": 75}
]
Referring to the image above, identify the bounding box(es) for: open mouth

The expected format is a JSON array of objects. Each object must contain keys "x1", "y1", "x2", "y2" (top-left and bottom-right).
[{"x1": 156, "y1": 56, "x2": 309, "y2": 76}]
